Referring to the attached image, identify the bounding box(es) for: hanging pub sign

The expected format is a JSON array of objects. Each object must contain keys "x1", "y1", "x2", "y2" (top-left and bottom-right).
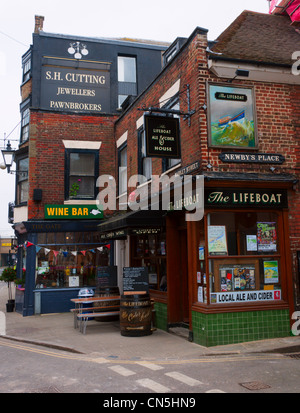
[
  {"x1": 207, "y1": 83, "x2": 258, "y2": 149},
  {"x1": 144, "y1": 114, "x2": 181, "y2": 158}
]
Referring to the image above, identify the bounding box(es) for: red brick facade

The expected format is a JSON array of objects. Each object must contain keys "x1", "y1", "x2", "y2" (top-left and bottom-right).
[
  {"x1": 115, "y1": 28, "x2": 300, "y2": 307},
  {"x1": 27, "y1": 111, "x2": 117, "y2": 220}
]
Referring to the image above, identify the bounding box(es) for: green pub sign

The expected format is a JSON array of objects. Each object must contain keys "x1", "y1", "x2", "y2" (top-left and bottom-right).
[{"x1": 45, "y1": 204, "x2": 103, "y2": 220}]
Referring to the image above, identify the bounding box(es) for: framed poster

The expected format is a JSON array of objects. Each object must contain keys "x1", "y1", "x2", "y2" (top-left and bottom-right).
[
  {"x1": 207, "y1": 83, "x2": 257, "y2": 149},
  {"x1": 208, "y1": 225, "x2": 228, "y2": 256}
]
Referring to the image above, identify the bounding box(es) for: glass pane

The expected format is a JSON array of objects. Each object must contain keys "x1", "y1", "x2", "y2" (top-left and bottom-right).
[
  {"x1": 69, "y1": 176, "x2": 94, "y2": 197},
  {"x1": 70, "y1": 153, "x2": 94, "y2": 175},
  {"x1": 118, "y1": 56, "x2": 136, "y2": 82}
]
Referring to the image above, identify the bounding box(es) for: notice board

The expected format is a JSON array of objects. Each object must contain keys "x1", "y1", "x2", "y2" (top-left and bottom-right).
[
  {"x1": 123, "y1": 267, "x2": 149, "y2": 294},
  {"x1": 96, "y1": 266, "x2": 117, "y2": 288}
]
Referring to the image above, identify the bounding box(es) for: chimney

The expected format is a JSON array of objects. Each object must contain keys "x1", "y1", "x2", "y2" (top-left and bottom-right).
[{"x1": 34, "y1": 15, "x2": 44, "y2": 33}]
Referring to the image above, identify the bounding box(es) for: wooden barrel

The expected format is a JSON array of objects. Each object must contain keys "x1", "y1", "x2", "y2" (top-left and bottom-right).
[
  {"x1": 120, "y1": 294, "x2": 152, "y2": 337},
  {"x1": 94, "y1": 286, "x2": 120, "y2": 322}
]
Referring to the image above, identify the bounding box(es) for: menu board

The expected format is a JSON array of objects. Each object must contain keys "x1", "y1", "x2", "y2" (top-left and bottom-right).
[
  {"x1": 96, "y1": 266, "x2": 117, "y2": 288},
  {"x1": 123, "y1": 267, "x2": 149, "y2": 293}
]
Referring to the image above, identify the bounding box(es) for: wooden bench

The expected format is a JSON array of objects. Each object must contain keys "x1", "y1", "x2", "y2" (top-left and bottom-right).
[
  {"x1": 70, "y1": 305, "x2": 120, "y2": 329},
  {"x1": 76, "y1": 311, "x2": 120, "y2": 334}
]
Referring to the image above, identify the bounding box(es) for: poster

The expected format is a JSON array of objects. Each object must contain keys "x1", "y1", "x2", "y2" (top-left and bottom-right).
[
  {"x1": 208, "y1": 226, "x2": 228, "y2": 256},
  {"x1": 208, "y1": 84, "x2": 257, "y2": 148},
  {"x1": 264, "y1": 261, "x2": 279, "y2": 284},
  {"x1": 246, "y1": 235, "x2": 257, "y2": 251},
  {"x1": 257, "y1": 222, "x2": 277, "y2": 252}
]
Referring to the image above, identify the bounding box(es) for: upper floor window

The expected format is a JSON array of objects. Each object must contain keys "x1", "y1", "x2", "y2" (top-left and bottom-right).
[
  {"x1": 65, "y1": 150, "x2": 99, "y2": 200},
  {"x1": 16, "y1": 157, "x2": 29, "y2": 204},
  {"x1": 118, "y1": 144, "x2": 127, "y2": 195},
  {"x1": 138, "y1": 128, "x2": 152, "y2": 182},
  {"x1": 118, "y1": 56, "x2": 137, "y2": 108},
  {"x1": 162, "y1": 95, "x2": 181, "y2": 172},
  {"x1": 22, "y1": 58, "x2": 31, "y2": 83},
  {"x1": 20, "y1": 107, "x2": 30, "y2": 143}
]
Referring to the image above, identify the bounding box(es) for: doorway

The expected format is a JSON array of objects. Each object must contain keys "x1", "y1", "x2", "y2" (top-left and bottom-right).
[{"x1": 166, "y1": 214, "x2": 190, "y2": 328}]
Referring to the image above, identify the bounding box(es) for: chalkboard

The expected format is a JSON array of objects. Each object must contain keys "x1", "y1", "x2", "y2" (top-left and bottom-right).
[
  {"x1": 123, "y1": 267, "x2": 149, "y2": 293},
  {"x1": 96, "y1": 266, "x2": 117, "y2": 288}
]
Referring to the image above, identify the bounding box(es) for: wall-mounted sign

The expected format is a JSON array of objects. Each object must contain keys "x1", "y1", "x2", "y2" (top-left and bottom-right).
[
  {"x1": 45, "y1": 204, "x2": 103, "y2": 220},
  {"x1": 40, "y1": 60, "x2": 110, "y2": 113},
  {"x1": 219, "y1": 152, "x2": 285, "y2": 164},
  {"x1": 211, "y1": 289, "x2": 281, "y2": 304},
  {"x1": 205, "y1": 188, "x2": 288, "y2": 209},
  {"x1": 100, "y1": 229, "x2": 127, "y2": 241},
  {"x1": 144, "y1": 114, "x2": 181, "y2": 158},
  {"x1": 175, "y1": 161, "x2": 200, "y2": 176},
  {"x1": 207, "y1": 83, "x2": 257, "y2": 149}
]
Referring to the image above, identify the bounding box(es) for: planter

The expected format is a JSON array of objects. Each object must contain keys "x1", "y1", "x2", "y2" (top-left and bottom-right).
[{"x1": 6, "y1": 300, "x2": 15, "y2": 312}]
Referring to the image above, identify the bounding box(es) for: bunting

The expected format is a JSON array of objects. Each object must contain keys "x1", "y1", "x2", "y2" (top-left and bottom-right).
[{"x1": 18, "y1": 241, "x2": 111, "y2": 258}]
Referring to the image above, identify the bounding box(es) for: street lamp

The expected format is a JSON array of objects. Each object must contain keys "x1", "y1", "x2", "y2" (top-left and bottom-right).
[
  {"x1": 1, "y1": 141, "x2": 15, "y2": 173},
  {"x1": 1, "y1": 141, "x2": 27, "y2": 177}
]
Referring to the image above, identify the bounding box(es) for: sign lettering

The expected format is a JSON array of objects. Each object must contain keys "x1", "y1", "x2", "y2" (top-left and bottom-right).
[{"x1": 44, "y1": 204, "x2": 103, "y2": 220}]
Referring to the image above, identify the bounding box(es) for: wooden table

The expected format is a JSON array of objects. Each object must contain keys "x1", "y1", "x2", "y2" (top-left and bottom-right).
[{"x1": 70, "y1": 296, "x2": 120, "y2": 334}]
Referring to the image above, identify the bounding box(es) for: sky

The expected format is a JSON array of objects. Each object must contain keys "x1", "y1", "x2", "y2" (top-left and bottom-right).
[{"x1": 0, "y1": 0, "x2": 270, "y2": 238}]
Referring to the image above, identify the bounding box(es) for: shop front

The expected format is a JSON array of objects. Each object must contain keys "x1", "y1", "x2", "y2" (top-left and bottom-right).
[
  {"x1": 160, "y1": 175, "x2": 296, "y2": 346},
  {"x1": 16, "y1": 219, "x2": 111, "y2": 316}
]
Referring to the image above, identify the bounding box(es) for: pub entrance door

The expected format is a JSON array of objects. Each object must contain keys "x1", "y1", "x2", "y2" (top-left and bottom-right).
[{"x1": 166, "y1": 214, "x2": 189, "y2": 327}]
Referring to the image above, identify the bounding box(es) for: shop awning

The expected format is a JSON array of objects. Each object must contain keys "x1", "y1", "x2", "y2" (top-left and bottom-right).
[{"x1": 97, "y1": 210, "x2": 166, "y2": 235}]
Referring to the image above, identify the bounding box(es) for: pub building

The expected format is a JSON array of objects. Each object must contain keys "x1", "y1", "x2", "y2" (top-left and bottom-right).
[
  {"x1": 11, "y1": 16, "x2": 168, "y2": 316},
  {"x1": 9, "y1": 12, "x2": 300, "y2": 346},
  {"x1": 110, "y1": 11, "x2": 300, "y2": 346}
]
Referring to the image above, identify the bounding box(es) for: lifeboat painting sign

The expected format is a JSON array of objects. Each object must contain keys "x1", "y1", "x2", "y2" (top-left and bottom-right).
[{"x1": 207, "y1": 83, "x2": 258, "y2": 149}]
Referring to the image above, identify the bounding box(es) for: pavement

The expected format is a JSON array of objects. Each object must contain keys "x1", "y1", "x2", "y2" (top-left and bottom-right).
[{"x1": 1, "y1": 281, "x2": 300, "y2": 361}]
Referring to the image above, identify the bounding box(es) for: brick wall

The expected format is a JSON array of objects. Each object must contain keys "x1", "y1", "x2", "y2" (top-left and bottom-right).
[
  {"x1": 27, "y1": 111, "x2": 117, "y2": 220},
  {"x1": 115, "y1": 28, "x2": 300, "y2": 306}
]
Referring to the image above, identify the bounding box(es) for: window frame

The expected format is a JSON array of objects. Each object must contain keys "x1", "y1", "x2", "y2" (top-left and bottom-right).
[
  {"x1": 117, "y1": 55, "x2": 137, "y2": 109},
  {"x1": 65, "y1": 149, "x2": 99, "y2": 200},
  {"x1": 118, "y1": 142, "x2": 128, "y2": 196},
  {"x1": 16, "y1": 156, "x2": 29, "y2": 205},
  {"x1": 138, "y1": 127, "x2": 152, "y2": 182},
  {"x1": 161, "y1": 93, "x2": 181, "y2": 172}
]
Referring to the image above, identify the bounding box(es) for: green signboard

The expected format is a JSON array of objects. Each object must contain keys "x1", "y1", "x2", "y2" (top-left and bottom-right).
[{"x1": 45, "y1": 204, "x2": 103, "y2": 220}]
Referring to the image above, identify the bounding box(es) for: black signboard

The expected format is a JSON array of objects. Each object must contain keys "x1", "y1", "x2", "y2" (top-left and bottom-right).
[
  {"x1": 96, "y1": 266, "x2": 118, "y2": 288},
  {"x1": 205, "y1": 188, "x2": 288, "y2": 209},
  {"x1": 219, "y1": 152, "x2": 285, "y2": 164},
  {"x1": 123, "y1": 267, "x2": 149, "y2": 293},
  {"x1": 40, "y1": 64, "x2": 110, "y2": 113},
  {"x1": 144, "y1": 115, "x2": 180, "y2": 158}
]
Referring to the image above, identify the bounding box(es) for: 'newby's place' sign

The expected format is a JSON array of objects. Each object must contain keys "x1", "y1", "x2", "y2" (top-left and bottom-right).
[{"x1": 205, "y1": 188, "x2": 288, "y2": 209}]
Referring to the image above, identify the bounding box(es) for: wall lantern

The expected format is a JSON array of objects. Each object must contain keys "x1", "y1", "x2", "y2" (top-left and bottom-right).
[{"x1": 1, "y1": 141, "x2": 27, "y2": 177}]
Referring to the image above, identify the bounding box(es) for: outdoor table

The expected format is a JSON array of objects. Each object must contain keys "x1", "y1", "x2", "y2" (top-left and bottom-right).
[{"x1": 70, "y1": 296, "x2": 121, "y2": 332}]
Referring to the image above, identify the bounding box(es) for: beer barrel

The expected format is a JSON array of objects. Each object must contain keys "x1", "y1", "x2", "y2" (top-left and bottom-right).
[
  {"x1": 120, "y1": 294, "x2": 152, "y2": 337},
  {"x1": 94, "y1": 286, "x2": 120, "y2": 322}
]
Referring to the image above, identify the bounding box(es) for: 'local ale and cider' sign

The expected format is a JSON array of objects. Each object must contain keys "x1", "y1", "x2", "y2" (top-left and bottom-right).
[
  {"x1": 45, "y1": 204, "x2": 103, "y2": 220},
  {"x1": 144, "y1": 114, "x2": 181, "y2": 159}
]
